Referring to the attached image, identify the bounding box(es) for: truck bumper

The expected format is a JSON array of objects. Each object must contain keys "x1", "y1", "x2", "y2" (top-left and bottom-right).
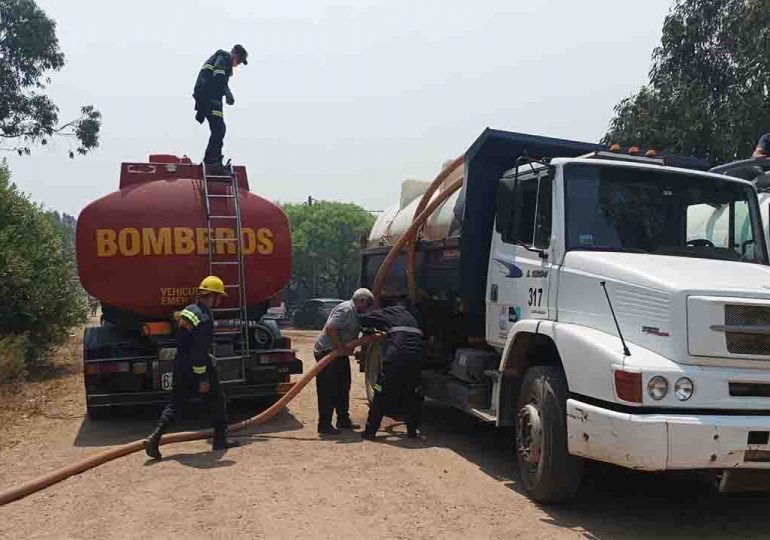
[
  {"x1": 87, "y1": 382, "x2": 296, "y2": 408},
  {"x1": 567, "y1": 398, "x2": 770, "y2": 471}
]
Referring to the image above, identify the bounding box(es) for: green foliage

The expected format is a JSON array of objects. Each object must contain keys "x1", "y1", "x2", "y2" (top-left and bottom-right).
[
  {"x1": 48, "y1": 208, "x2": 77, "y2": 249},
  {"x1": 0, "y1": 162, "x2": 87, "y2": 367},
  {"x1": 282, "y1": 201, "x2": 376, "y2": 302},
  {"x1": 0, "y1": 0, "x2": 101, "y2": 157},
  {"x1": 603, "y1": 0, "x2": 770, "y2": 163},
  {"x1": 0, "y1": 334, "x2": 27, "y2": 383}
]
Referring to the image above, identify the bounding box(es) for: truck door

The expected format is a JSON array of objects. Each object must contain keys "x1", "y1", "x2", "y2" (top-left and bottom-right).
[{"x1": 486, "y1": 169, "x2": 553, "y2": 348}]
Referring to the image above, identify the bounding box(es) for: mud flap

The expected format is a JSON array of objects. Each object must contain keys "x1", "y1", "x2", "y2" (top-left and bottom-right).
[{"x1": 719, "y1": 469, "x2": 770, "y2": 492}]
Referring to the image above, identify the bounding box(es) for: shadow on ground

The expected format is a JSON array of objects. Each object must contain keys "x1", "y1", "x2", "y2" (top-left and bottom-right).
[
  {"x1": 143, "y1": 450, "x2": 238, "y2": 470},
  {"x1": 73, "y1": 398, "x2": 303, "y2": 448},
  {"x1": 405, "y1": 401, "x2": 770, "y2": 539}
]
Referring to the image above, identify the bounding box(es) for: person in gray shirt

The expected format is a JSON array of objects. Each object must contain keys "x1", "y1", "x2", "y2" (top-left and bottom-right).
[{"x1": 313, "y1": 288, "x2": 373, "y2": 435}]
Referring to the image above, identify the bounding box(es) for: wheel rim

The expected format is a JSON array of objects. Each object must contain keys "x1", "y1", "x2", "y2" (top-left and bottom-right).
[{"x1": 517, "y1": 403, "x2": 543, "y2": 470}]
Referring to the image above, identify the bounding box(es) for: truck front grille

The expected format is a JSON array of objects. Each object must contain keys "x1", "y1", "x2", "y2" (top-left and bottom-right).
[{"x1": 725, "y1": 305, "x2": 770, "y2": 355}]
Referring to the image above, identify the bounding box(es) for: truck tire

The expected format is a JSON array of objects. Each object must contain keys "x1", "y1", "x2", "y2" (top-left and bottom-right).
[
  {"x1": 363, "y1": 341, "x2": 383, "y2": 404},
  {"x1": 515, "y1": 365, "x2": 582, "y2": 503}
]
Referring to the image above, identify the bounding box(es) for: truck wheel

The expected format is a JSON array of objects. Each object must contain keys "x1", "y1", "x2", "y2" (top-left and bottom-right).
[
  {"x1": 86, "y1": 405, "x2": 110, "y2": 421},
  {"x1": 363, "y1": 342, "x2": 383, "y2": 404},
  {"x1": 515, "y1": 365, "x2": 582, "y2": 503}
]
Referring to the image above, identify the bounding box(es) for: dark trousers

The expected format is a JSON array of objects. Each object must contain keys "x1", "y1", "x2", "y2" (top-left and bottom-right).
[
  {"x1": 365, "y1": 366, "x2": 423, "y2": 436},
  {"x1": 314, "y1": 351, "x2": 352, "y2": 428},
  {"x1": 203, "y1": 108, "x2": 226, "y2": 165},
  {"x1": 156, "y1": 366, "x2": 228, "y2": 435}
]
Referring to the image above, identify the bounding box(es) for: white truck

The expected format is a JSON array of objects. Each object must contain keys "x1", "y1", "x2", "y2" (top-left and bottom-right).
[{"x1": 360, "y1": 129, "x2": 770, "y2": 502}]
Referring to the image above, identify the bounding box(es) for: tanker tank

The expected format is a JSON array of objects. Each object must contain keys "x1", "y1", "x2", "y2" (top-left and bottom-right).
[
  {"x1": 77, "y1": 155, "x2": 291, "y2": 320},
  {"x1": 362, "y1": 163, "x2": 465, "y2": 306}
]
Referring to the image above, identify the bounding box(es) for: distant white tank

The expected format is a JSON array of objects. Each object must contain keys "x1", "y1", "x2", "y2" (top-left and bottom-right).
[{"x1": 367, "y1": 164, "x2": 464, "y2": 247}]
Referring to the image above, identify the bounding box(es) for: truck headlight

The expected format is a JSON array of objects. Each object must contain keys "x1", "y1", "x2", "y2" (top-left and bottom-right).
[
  {"x1": 674, "y1": 377, "x2": 694, "y2": 401},
  {"x1": 647, "y1": 376, "x2": 669, "y2": 400}
]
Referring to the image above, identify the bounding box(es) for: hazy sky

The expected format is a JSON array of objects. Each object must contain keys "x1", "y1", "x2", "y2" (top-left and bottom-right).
[{"x1": 5, "y1": 0, "x2": 673, "y2": 216}]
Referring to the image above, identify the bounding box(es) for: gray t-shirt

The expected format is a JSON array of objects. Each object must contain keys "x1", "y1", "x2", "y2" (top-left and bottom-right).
[{"x1": 314, "y1": 300, "x2": 361, "y2": 353}]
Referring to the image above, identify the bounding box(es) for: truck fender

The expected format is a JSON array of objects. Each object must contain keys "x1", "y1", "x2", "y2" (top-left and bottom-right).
[
  {"x1": 498, "y1": 319, "x2": 544, "y2": 373},
  {"x1": 495, "y1": 320, "x2": 667, "y2": 425},
  {"x1": 495, "y1": 319, "x2": 559, "y2": 426},
  {"x1": 533, "y1": 321, "x2": 675, "y2": 404}
]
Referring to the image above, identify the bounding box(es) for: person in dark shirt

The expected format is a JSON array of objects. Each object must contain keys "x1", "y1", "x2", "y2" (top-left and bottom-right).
[
  {"x1": 144, "y1": 275, "x2": 238, "y2": 459},
  {"x1": 193, "y1": 45, "x2": 248, "y2": 168},
  {"x1": 359, "y1": 304, "x2": 424, "y2": 440},
  {"x1": 753, "y1": 133, "x2": 770, "y2": 158}
]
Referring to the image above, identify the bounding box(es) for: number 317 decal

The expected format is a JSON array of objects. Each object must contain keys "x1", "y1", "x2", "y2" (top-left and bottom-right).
[{"x1": 528, "y1": 288, "x2": 543, "y2": 307}]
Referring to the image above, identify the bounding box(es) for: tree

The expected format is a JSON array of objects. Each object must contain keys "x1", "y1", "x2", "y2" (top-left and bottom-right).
[
  {"x1": 282, "y1": 201, "x2": 376, "y2": 302},
  {"x1": 603, "y1": 0, "x2": 770, "y2": 164},
  {"x1": 48, "y1": 209, "x2": 76, "y2": 249},
  {"x1": 0, "y1": 0, "x2": 101, "y2": 157},
  {"x1": 0, "y1": 161, "x2": 87, "y2": 377}
]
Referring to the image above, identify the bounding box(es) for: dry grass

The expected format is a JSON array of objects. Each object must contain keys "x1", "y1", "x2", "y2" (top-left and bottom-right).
[{"x1": 0, "y1": 325, "x2": 86, "y2": 449}]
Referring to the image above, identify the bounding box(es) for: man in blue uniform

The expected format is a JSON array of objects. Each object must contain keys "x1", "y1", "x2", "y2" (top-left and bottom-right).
[
  {"x1": 144, "y1": 275, "x2": 238, "y2": 459},
  {"x1": 193, "y1": 45, "x2": 248, "y2": 168},
  {"x1": 359, "y1": 303, "x2": 424, "y2": 440}
]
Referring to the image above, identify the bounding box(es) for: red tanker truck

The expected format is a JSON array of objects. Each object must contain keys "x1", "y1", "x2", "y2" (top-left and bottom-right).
[{"x1": 76, "y1": 155, "x2": 302, "y2": 419}]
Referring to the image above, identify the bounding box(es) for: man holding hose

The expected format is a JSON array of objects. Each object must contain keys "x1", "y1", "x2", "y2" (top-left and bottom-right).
[
  {"x1": 314, "y1": 288, "x2": 373, "y2": 435},
  {"x1": 359, "y1": 301, "x2": 424, "y2": 440}
]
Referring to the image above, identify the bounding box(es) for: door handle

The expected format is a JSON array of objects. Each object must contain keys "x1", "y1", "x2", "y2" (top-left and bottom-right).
[{"x1": 491, "y1": 284, "x2": 498, "y2": 302}]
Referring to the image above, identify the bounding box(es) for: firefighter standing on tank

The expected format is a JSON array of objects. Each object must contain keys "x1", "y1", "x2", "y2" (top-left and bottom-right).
[
  {"x1": 144, "y1": 276, "x2": 239, "y2": 459},
  {"x1": 360, "y1": 303, "x2": 425, "y2": 440},
  {"x1": 193, "y1": 44, "x2": 248, "y2": 169}
]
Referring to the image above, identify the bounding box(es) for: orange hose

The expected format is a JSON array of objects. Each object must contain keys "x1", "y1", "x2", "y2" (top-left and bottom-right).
[
  {"x1": 0, "y1": 334, "x2": 383, "y2": 507},
  {"x1": 406, "y1": 156, "x2": 465, "y2": 303},
  {"x1": 371, "y1": 175, "x2": 464, "y2": 308}
]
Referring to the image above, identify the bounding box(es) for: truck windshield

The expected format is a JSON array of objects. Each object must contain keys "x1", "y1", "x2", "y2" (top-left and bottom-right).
[{"x1": 564, "y1": 163, "x2": 768, "y2": 264}]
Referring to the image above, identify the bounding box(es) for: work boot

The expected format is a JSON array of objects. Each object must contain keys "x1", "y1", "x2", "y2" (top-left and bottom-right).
[
  {"x1": 336, "y1": 418, "x2": 360, "y2": 430},
  {"x1": 144, "y1": 426, "x2": 165, "y2": 460},
  {"x1": 361, "y1": 431, "x2": 377, "y2": 441},
  {"x1": 317, "y1": 425, "x2": 340, "y2": 436},
  {"x1": 212, "y1": 428, "x2": 240, "y2": 451}
]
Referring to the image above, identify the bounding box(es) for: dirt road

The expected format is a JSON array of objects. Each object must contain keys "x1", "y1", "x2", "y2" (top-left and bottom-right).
[{"x1": 1, "y1": 329, "x2": 769, "y2": 539}]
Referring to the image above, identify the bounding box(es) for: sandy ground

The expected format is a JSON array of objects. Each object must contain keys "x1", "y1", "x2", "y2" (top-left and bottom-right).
[{"x1": 1, "y1": 328, "x2": 770, "y2": 539}]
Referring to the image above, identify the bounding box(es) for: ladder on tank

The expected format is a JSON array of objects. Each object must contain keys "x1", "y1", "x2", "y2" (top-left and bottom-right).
[{"x1": 202, "y1": 161, "x2": 249, "y2": 383}]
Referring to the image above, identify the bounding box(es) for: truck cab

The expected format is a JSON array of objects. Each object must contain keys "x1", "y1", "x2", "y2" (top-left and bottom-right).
[
  {"x1": 361, "y1": 130, "x2": 770, "y2": 502},
  {"x1": 487, "y1": 151, "x2": 770, "y2": 498}
]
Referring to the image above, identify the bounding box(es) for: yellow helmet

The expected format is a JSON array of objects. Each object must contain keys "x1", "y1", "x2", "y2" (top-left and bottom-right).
[{"x1": 198, "y1": 275, "x2": 228, "y2": 296}]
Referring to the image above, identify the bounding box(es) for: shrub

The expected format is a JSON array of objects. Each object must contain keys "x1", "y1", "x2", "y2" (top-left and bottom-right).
[
  {"x1": 0, "y1": 334, "x2": 28, "y2": 383},
  {"x1": 0, "y1": 162, "x2": 87, "y2": 367}
]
